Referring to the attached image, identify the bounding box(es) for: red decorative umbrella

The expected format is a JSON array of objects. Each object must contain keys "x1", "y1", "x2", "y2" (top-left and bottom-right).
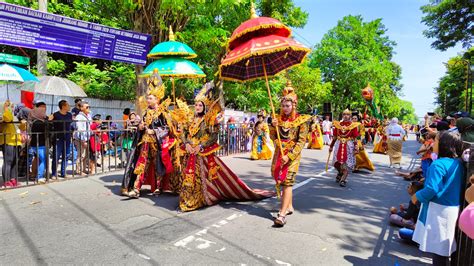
[
  {"x1": 227, "y1": 9, "x2": 291, "y2": 51},
  {"x1": 219, "y1": 4, "x2": 311, "y2": 156},
  {"x1": 220, "y1": 35, "x2": 309, "y2": 81}
]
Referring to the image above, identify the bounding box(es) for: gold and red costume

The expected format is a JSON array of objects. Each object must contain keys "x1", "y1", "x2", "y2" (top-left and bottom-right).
[
  {"x1": 373, "y1": 123, "x2": 388, "y2": 154},
  {"x1": 122, "y1": 74, "x2": 180, "y2": 196},
  {"x1": 355, "y1": 121, "x2": 375, "y2": 171},
  {"x1": 250, "y1": 116, "x2": 273, "y2": 160},
  {"x1": 307, "y1": 116, "x2": 324, "y2": 149},
  {"x1": 270, "y1": 81, "x2": 310, "y2": 193},
  {"x1": 179, "y1": 83, "x2": 272, "y2": 212},
  {"x1": 332, "y1": 120, "x2": 359, "y2": 170}
]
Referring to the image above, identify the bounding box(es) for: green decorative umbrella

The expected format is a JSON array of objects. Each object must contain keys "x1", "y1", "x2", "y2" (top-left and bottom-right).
[
  {"x1": 147, "y1": 26, "x2": 197, "y2": 59},
  {"x1": 0, "y1": 63, "x2": 39, "y2": 99},
  {"x1": 143, "y1": 26, "x2": 205, "y2": 102},
  {"x1": 140, "y1": 57, "x2": 205, "y2": 78}
]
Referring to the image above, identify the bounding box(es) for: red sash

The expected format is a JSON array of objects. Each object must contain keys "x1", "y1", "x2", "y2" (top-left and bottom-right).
[{"x1": 273, "y1": 140, "x2": 290, "y2": 183}]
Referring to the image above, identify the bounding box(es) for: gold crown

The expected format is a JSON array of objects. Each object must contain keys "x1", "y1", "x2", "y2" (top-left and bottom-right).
[
  {"x1": 342, "y1": 108, "x2": 351, "y2": 115},
  {"x1": 194, "y1": 82, "x2": 214, "y2": 107},
  {"x1": 257, "y1": 109, "x2": 267, "y2": 117},
  {"x1": 147, "y1": 69, "x2": 165, "y2": 100},
  {"x1": 281, "y1": 80, "x2": 297, "y2": 103}
]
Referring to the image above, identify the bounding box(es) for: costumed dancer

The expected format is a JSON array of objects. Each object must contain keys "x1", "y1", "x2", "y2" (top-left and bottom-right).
[
  {"x1": 270, "y1": 81, "x2": 310, "y2": 227},
  {"x1": 121, "y1": 72, "x2": 178, "y2": 198},
  {"x1": 373, "y1": 120, "x2": 388, "y2": 154},
  {"x1": 322, "y1": 115, "x2": 332, "y2": 145},
  {"x1": 329, "y1": 109, "x2": 359, "y2": 187},
  {"x1": 307, "y1": 115, "x2": 324, "y2": 149},
  {"x1": 386, "y1": 117, "x2": 406, "y2": 169},
  {"x1": 179, "y1": 82, "x2": 272, "y2": 212},
  {"x1": 250, "y1": 110, "x2": 273, "y2": 160},
  {"x1": 352, "y1": 114, "x2": 375, "y2": 172}
]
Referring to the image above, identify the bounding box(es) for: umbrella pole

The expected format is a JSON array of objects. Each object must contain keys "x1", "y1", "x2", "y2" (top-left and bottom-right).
[
  {"x1": 172, "y1": 78, "x2": 176, "y2": 104},
  {"x1": 262, "y1": 60, "x2": 284, "y2": 157}
]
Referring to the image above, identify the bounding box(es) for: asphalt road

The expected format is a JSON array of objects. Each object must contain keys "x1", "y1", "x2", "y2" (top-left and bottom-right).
[{"x1": 0, "y1": 135, "x2": 431, "y2": 265}]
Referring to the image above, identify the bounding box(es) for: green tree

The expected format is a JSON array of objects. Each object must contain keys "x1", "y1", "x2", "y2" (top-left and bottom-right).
[
  {"x1": 434, "y1": 49, "x2": 474, "y2": 115},
  {"x1": 421, "y1": 0, "x2": 474, "y2": 51},
  {"x1": 309, "y1": 15, "x2": 414, "y2": 121}
]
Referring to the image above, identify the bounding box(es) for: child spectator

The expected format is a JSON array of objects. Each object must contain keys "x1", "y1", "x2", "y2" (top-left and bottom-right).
[
  {"x1": 390, "y1": 181, "x2": 424, "y2": 229},
  {"x1": 416, "y1": 131, "x2": 436, "y2": 178},
  {"x1": 412, "y1": 131, "x2": 466, "y2": 265}
]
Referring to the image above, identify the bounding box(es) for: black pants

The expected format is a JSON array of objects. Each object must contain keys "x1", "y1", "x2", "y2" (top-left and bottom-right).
[
  {"x1": 2, "y1": 144, "x2": 19, "y2": 184},
  {"x1": 432, "y1": 253, "x2": 449, "y2": 266}
]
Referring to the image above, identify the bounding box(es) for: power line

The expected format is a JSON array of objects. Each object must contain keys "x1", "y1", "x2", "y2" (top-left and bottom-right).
[{"x1": 291, "y1": 29, "x2": 315, "y2": 48}]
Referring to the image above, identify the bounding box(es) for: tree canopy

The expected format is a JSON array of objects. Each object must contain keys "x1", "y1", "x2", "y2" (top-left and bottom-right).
[
  {"x1": 434, "y1": 48, "x2": 474, "y2": 115},
  {"x1": 421, "y1": 0, "x2": 474, "y2": 51},
  {"x1": 309, "y1": 15, "x2": 409, "y2": 120}
]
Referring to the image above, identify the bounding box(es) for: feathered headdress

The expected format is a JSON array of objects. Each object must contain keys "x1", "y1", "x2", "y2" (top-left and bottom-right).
[
  {"x1": 147, "y1": 69, "x2": 165, "y2": 100},
  {"x1": 195, "y1": 81, "x2": 223, "y2": 126}
]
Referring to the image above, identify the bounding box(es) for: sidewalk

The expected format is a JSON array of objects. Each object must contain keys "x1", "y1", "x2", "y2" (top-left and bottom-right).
[{"x1": 0, "y1": 135, "x2": 430, "y2": 265}]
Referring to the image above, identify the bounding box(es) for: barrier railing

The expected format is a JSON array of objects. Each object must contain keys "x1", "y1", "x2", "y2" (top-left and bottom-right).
[
  {"x1": 452, "y1": 142, "x2": 474, "y2": 266},
  {"x1": 0, "y1": 120, "x2": 253, "y2": 189}
]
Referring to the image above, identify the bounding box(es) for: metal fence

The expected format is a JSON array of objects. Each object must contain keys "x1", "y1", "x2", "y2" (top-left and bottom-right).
[
  {"x1": 452, "y1": 143, "x2": 474, "y2": 266},
  {"x1": 0, "y1": 120, "x2": 252, "y2": 190}
]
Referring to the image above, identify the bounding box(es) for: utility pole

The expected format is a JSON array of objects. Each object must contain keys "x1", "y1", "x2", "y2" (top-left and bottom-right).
[{"x1": 37, "y1": 0, "x2": 48, "y2": 76}]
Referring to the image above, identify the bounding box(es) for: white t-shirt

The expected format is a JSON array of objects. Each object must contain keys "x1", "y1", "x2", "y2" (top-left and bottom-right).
[{"x1": 322, "y1": 120, "x2": 332, "y2": 133}]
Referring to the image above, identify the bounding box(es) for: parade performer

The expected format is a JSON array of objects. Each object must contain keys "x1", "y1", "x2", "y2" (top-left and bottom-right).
[
  {"x1": 122, "y1": 72, "x2": 178, "y2": 198},
  {"x1": 329, "y1": 109, "x2": 359, "y2": 187},
  {"x1": 373, "y1": 120, "x2": 388, "y2": 154},
  {"x1": 250, "y1": 110, "x2": 273, "y2": 160},
  {"x1": 307, "y1": 115, "x2": 324, "y2": 149},
  {"x1": 270, "y1": 81, "x2": 310, "y2": 227},
  {"x1": 322, "y1": 115, "x2": 332, "y2": 145},
  {"x1": 386, "y1": 117, "x2": 406, "y2": 169},
  {"x1": 179, "y1": 82, "x2": 272, "y2": 212},
  {"x1": 352, "y1": 114, "x2": 375, "y2": 172}
]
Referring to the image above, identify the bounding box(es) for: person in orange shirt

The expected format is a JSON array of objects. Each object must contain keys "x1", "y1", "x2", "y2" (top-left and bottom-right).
[{"x1": 416, "y1": 131, "x2": 436, "y2": 178}]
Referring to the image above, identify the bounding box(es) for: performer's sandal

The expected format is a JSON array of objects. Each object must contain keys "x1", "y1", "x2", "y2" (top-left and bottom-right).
[
  {"x1": 339, "y1": 180, "x2": 347, "y2": 187},
  {"x1": 278, "y1": 208, "x2": 294, "y2": 216},
  {"x1": 274, "y1": 214, "x2": 286, "y2": 227},
  {"x1": 128, "y1": 189, "x2": 140, "y2": 198},
  {"x1": 336, "y1": 174, "x2": 342, "y2": 183}
]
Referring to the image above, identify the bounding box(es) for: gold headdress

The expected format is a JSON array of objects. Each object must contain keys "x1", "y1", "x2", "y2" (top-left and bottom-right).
[
  {"x1": 147, "y1": 69, "x2": 165, "y2": 100},
  {"x1": 257, "y1": 109, "x2": 267, "y2": 117},
  {"x1": 194, "y1": 81, "x2": 223, "y2": 126},
  {"x1": 281, "y1": 80, "x2": 297, "y2": 104},
  {"x1": 194, "y1": 82, "x2": 216, "y2": 107},
  {"x1": 342, "y1": 108, "x2": 351, "y2": 115}
]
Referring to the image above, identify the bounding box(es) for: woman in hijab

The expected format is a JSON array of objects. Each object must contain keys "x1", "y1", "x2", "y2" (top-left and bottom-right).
[{"x1": 28, "y1": 102, "x2": 50, "y2": 184}]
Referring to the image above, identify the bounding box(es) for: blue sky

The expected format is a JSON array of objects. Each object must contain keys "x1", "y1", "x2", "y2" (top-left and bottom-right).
[{"x1": 292, "y1": 0, "x2": 464, "y2": 118}]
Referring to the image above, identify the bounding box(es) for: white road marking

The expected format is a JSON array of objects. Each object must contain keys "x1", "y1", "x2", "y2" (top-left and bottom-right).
[
  {"x1": 174, "y1": 235, "x2": 195, "y2": 248},
  {"x1": 195, "y1": 238, "x2": 216, "y2": 249},
  {"x1": 275, "y1": 259, "x2": 292, "y2": 265}
]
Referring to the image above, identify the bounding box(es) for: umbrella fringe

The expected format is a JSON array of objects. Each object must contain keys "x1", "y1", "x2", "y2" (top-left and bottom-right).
[
  {"x1": 139, "y1": 73, "x2": 206, "y2": 78},
  {"x1": 220, "y1": 45, "x2": 310, "y2": 67},
  {"x1": 147, "y1": 52, "x2": 197, "y2": 59},
  {"x1": 228, "y1": 22, "x2": 292, "y2": 51},
  {"x1": 218, "y1": 54, "x2": 310, "y2": 83}
]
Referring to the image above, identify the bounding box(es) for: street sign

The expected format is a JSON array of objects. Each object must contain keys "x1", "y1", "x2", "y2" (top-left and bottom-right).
[
  {"x1": 0, "y1": 53, "x2": 30, "y2": 65},
  {"x1": 0, "y1": 2, "x2": 151, "y2": 65}
]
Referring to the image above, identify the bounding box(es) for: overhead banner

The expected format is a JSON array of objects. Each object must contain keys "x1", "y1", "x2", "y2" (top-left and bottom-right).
[{"x1": 0, "y1": 3, "x2": 151, "y2": 65}]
